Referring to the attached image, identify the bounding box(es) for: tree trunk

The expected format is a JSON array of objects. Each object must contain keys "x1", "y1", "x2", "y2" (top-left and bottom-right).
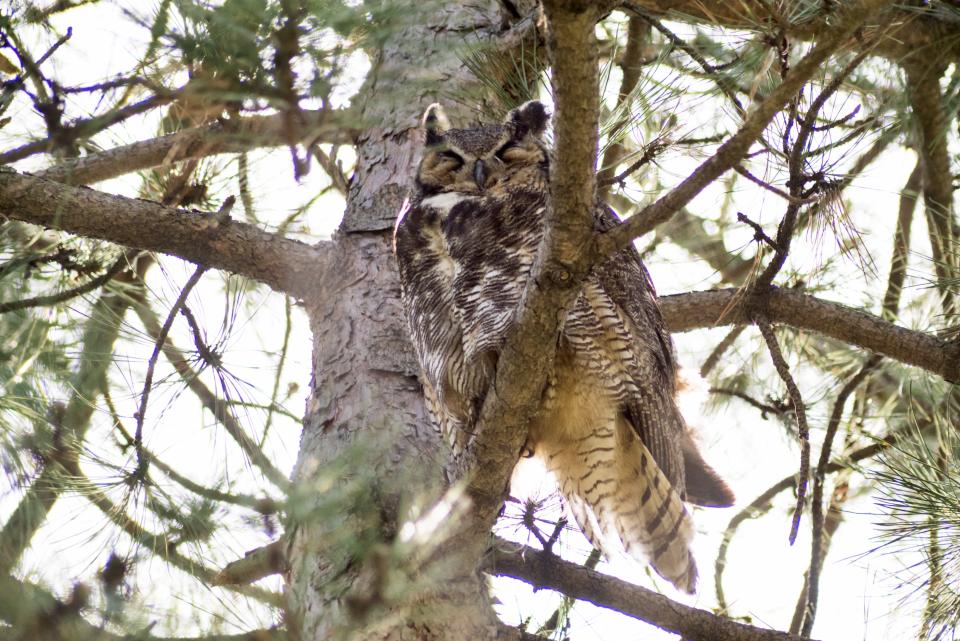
[{"x1": 285, "y1": 3, "x2": 532, "y2": 639}]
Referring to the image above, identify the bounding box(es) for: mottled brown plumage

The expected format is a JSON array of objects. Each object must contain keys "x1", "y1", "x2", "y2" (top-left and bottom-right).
[{"x1": 393, "y1": 101, "x2": 733, "y2": 593}]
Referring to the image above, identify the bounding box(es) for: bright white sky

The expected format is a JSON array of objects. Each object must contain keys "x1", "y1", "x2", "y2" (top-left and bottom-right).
[{"x1": 1, "y1": 2, "x2": 944, "y2": 640}]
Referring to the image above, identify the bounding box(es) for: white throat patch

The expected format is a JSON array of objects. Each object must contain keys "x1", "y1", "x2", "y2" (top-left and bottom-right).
[{"x1": 421, "y1": 192, "x2": 469, "y2": 215}]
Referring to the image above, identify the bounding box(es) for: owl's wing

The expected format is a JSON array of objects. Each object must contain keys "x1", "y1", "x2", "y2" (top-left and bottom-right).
[{"x1": 593, "y1": 205, "x2": 734, "y2": 507}]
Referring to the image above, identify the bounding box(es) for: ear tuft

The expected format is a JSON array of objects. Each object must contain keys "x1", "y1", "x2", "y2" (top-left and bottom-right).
[
  {"x1": 422, "y1": 103, "x2": 450, "y2": 145},
  {"x1": 506, "y1": 100, "x2": 549, "y2": 136}
]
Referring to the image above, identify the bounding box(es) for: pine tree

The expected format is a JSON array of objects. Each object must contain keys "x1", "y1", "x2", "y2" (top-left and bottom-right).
[{"x1": 0, "y1": 1, "x2": 958, "y2": 640}]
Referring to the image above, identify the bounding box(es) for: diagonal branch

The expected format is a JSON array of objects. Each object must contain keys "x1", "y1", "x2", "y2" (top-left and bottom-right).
[
  {"x1": 485, "y1": 537, "x2": 816, "y2": 641},
  {"x1": 132, "y1": 285, "x2": 291, "y2": 490},
  {"x1": 598, "y1": 0, "x2": 890, "y2": 256},
  {"x1": 0, "y1": 171, "x2": 333, "y2": 300},
  {"x1": 0, "y1": 253, "x2": 127, "y2": 313},
  {"x1": 460, "y1": 0, "x2": 605, "y2": 545},
  {"x1": 0, "y1": 90, "x2": 180, "y2": 165},
  {"x1": 37, "y1": 109, "x2": 355, "y2": 186}
]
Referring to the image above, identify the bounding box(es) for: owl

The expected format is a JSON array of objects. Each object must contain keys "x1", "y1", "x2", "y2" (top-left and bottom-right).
[{"x1": 393, "y1": 101, "x2": 734, "y2": 593}]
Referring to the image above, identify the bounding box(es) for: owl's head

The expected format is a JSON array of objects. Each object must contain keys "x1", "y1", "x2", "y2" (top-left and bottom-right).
[{"x1": 415, "y1": 101, "x2": 550, "y2": 196}]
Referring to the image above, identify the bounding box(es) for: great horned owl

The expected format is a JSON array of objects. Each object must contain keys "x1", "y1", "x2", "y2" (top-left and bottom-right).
[{"x1": 393, "y1": 101, "x2": 734, "y2": 593}]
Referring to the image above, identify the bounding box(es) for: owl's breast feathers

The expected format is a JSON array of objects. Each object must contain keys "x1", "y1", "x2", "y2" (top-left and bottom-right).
[
  {"x1": 394, "y1": 187, "x2": 732, "y2": 593},
  {"x1": 394, "y1": 187, "x2": 544, "y2": 450}
]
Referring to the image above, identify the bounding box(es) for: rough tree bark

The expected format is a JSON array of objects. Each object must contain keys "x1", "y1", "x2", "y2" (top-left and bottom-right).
[{"x1": 284, "y1": 3, "x2": 537, "y2": 640}]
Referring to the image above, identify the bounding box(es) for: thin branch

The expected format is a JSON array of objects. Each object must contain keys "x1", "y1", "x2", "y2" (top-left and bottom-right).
[
  {"x1": 797, "y1": 166, "x2": 915, "y2": 631},
  {"x1": 0, "y1": 90, "x2": 180, "y2": 165},
  {"x1": 598, "y1": 15, "x2": 649, "y2": 198},
  {"x1": 133, "y1": 264, "x2": 208, "y2": 478},
  {"x1": 310, "y1": 144, "x2": 349, "y2": 195},
  {"x1": 598, "y1": 137, "x2": 668, "y2": 187},
  {"x1": 65, "y1": 462, "x2": 281, "y2": 606},
  {"x1": 754, "y1": 47, "x2": 874, "y2": 291},
  {"x1": 34, "y1": 27, "x2": 73, "y2": 67},
  {"x1": 659, "y1": 209, "x2": 754, "y2": 285},
  {"x1": 714, "y1": 434, "x2": 899, "y2": 612},
  {"x1": 881, "y1": 160, "x2": 921, "y2": 321},
  {"x1": 737, "y1": 211, "x2": 780, "y2": 250},
  {"x1": 132, "y1": 284, "x2": 291, "y2": 490},
  {"x1": 617, "y1": 1, "x2": 920, "y2": 61},
  {"x1": 598, "y1": 0, "x2": 889, "y2": 255},
  {"x1": 700, "y1": 324, "x2": 747, "y2": 377},
  {"x1": 623, "y1": 3, "x2": 745, "y2": 117},
  {"x1": 107, "y1": 396, "x2": 272, "y2": 513},
  {"x1": 798, "y1": 356, "x2": 880, "y2": 635},
  {"x1": 710, "y1": 386, "x2": 790, "y2": 418},
  {"x1": 734, "y1": 165, "x2": 818, "y2": 205},
  {"x1": 756, "y1": 316, "x2": 810, "y2": 544},
  {"x1": 0, "y1": 262, "x2": 140, "y2": 575},
  {"x1": 262, "y1": 296, "x2": 294, "y2": 447},
  {"x1": 0, "y1": 253, "x2": 127, "y2": 313}
]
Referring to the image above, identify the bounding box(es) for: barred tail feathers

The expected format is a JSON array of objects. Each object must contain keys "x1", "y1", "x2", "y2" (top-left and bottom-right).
[{"x1": 542, "y1": 416, "x2": 697, "y2": 593}]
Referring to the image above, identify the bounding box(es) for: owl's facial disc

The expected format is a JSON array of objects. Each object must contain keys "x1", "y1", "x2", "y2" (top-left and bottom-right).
[{"x1": 416, "y1": 102, "x2": 549, "y2": 196}]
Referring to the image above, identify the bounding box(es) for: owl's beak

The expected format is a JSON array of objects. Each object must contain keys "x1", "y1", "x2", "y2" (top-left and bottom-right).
[{"x1": 473, "y1": 159, "x2": 487, "y2": 189}]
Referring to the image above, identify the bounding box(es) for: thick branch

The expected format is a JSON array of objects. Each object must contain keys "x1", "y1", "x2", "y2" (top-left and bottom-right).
[
  {"x1": 882, "y1": 160, "x2": 921, "y2": 321},
  {"x1": 623, "y1": 1, "x2": 934, "y2": 61},
  {"x1": 38, "y1": 109, "x2": 355, "y2": 186},
  {"x1": 659, "y1": 288, "x2": 959, "y2": 383},
  {"x1": 0, "y1": 171, "x2": 332, "y2": 300},
  {"x1": 215, "y1": 540, "x2": 287, "y2": 586},
  {"x1": 461, "y1": 0, "x2": 604, "y2": 543},
  {"x1": 904, "y1": 61, "x2": 959, "y2": 318},
  {"x1": 485, "y1": 538, "x2": 815, "y2": 641},
  {"x1": 602, "y1": 0, "x2": 889, "y2": 254}
]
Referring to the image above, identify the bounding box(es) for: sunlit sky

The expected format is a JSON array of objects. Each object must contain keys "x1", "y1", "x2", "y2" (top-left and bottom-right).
[{"x1": 1, "y1": 2, "x2": 945, "y2": 640}]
